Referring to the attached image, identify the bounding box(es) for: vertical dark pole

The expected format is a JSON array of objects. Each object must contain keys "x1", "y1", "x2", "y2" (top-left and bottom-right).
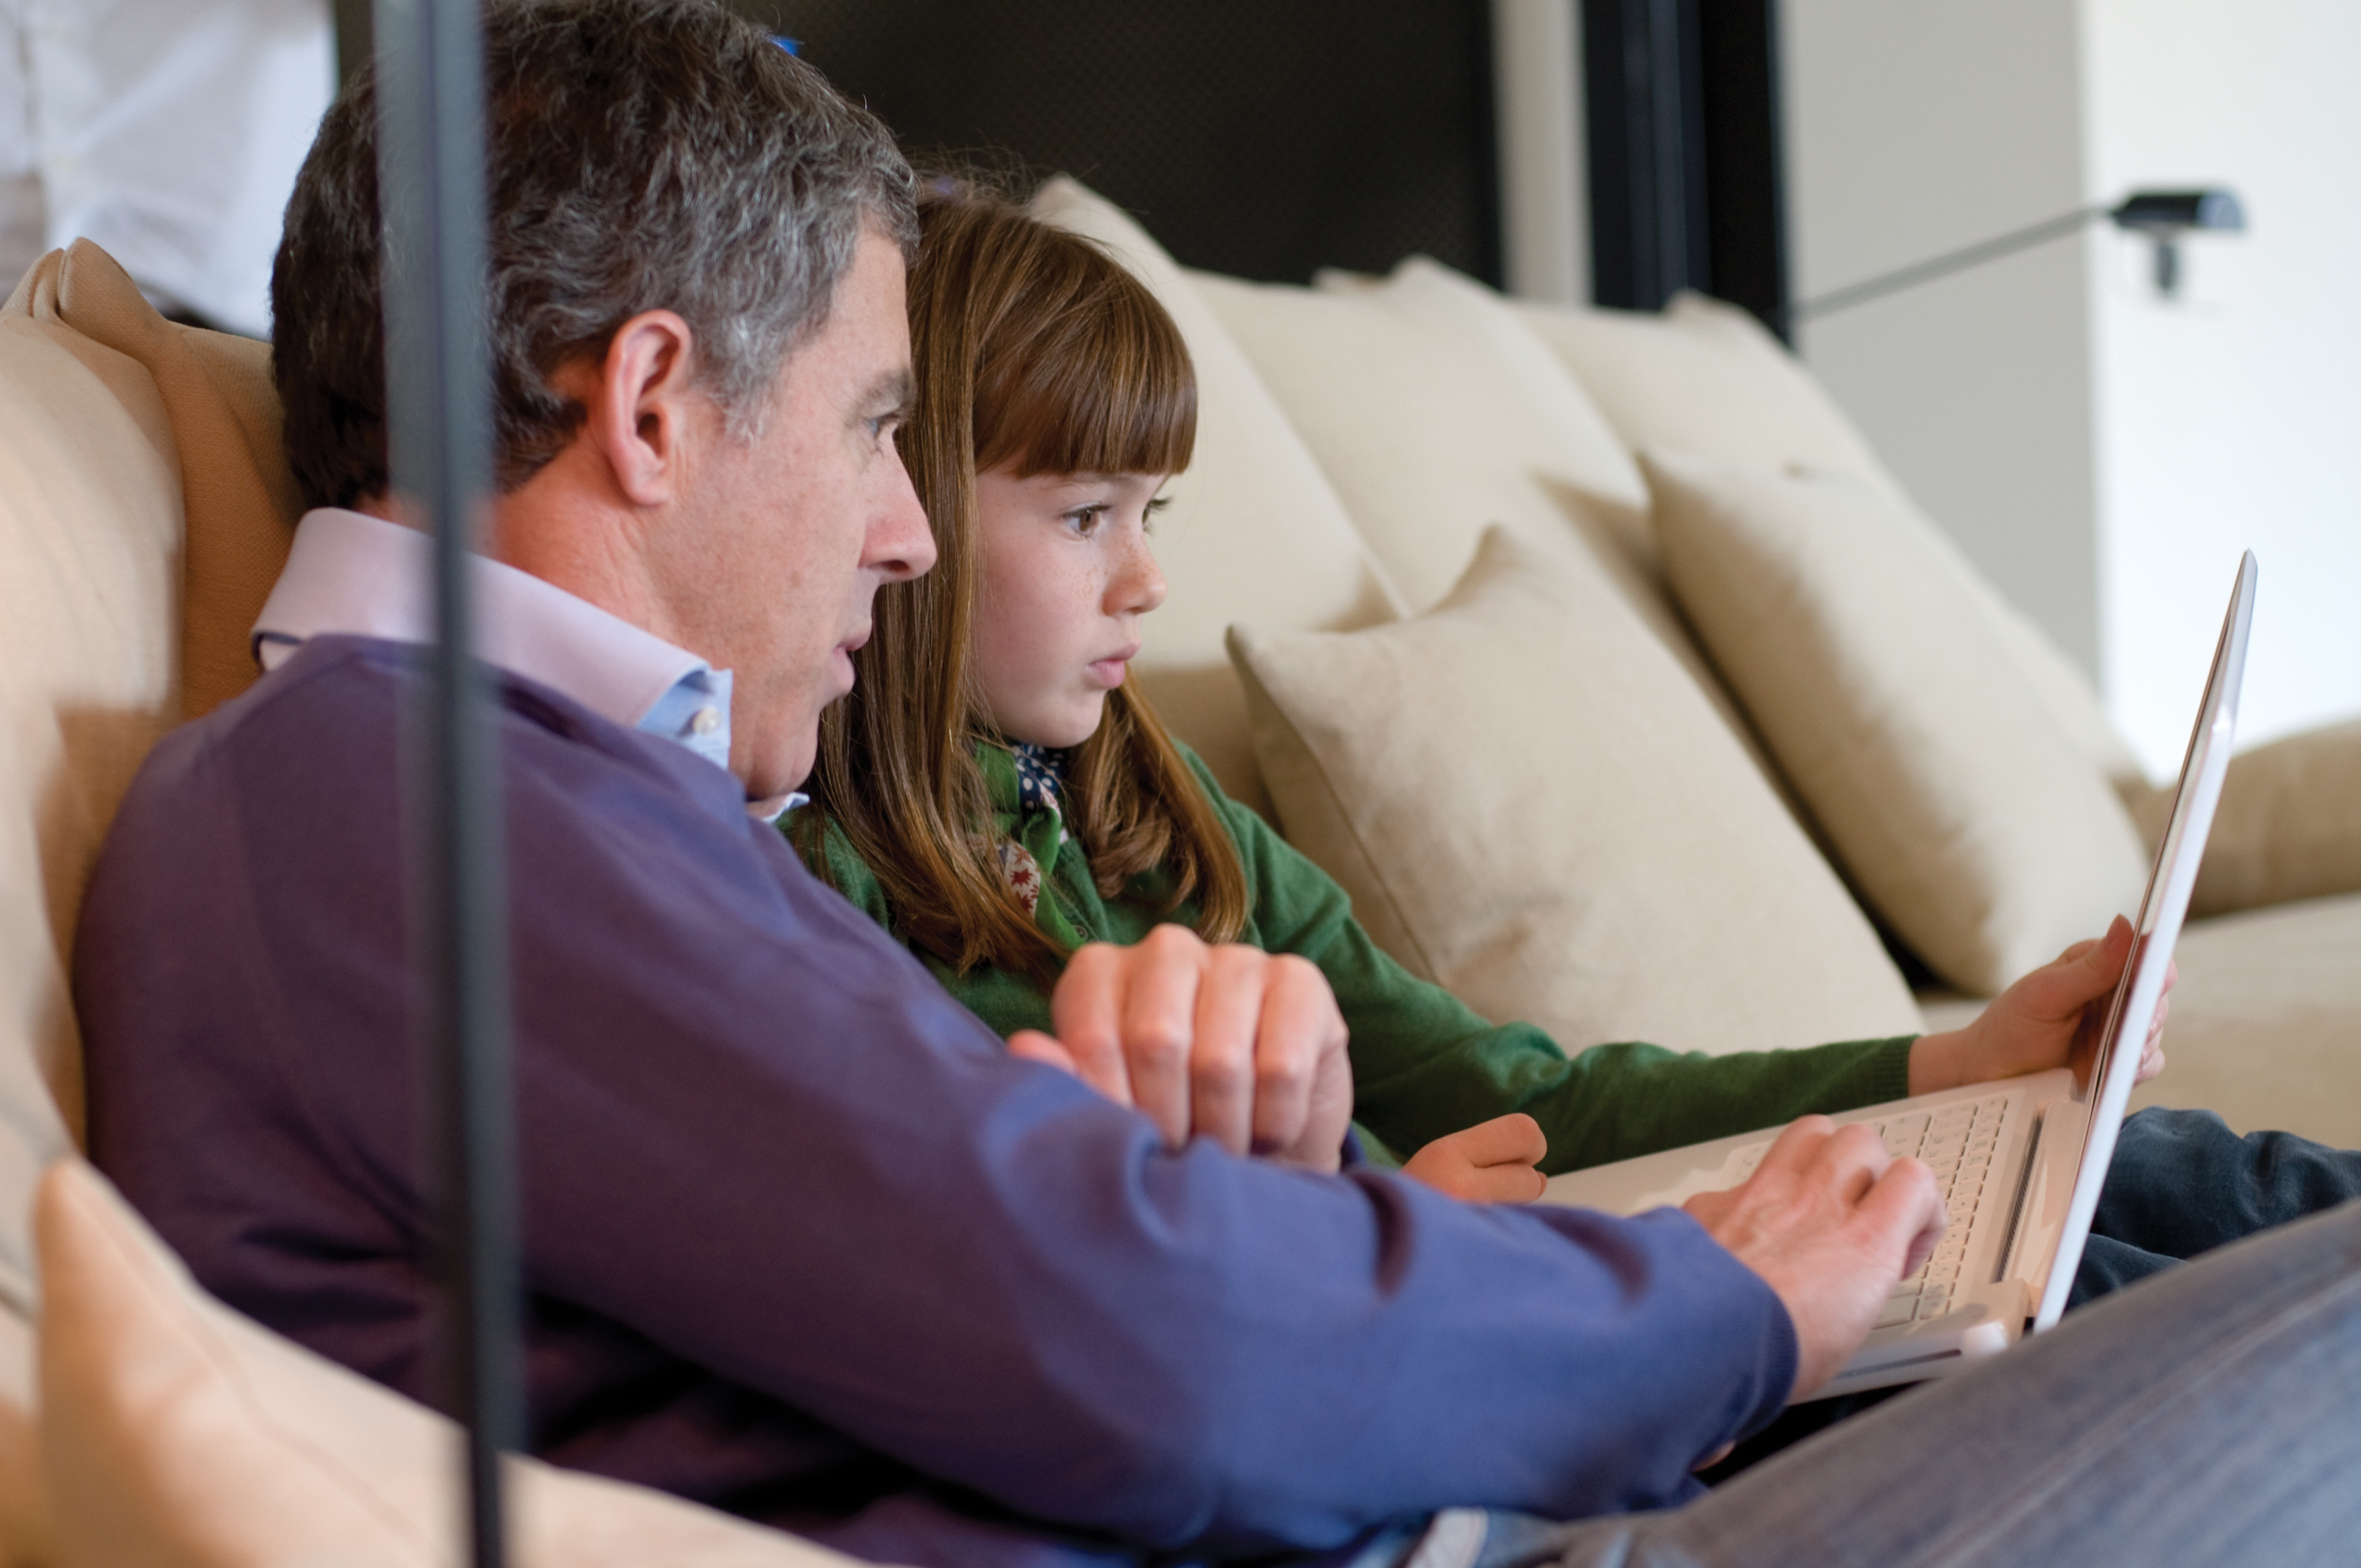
[
  {"x1": 333, "y1": 0, "x2": 375, "y2": 91},
  {"x1": 1697, "y1": 0, "x2": 1792, "y2": 339},
  {"x1": 1585, "y1": 0, "x2": 1788, "y2": 326},
  {"x1": 1586, "y1": 0, "x2": 1708, "y2": 310},
  {"x1": 370, "y1": 3, "x2": 519, "y2": 1567}
]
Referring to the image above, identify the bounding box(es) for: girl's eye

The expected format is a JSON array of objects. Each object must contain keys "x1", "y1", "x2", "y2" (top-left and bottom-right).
[
  {"x1": 1145, "y1": 496, "x2": 1171, "y2": 536},
  {"x1": 1063, "y1": 505, "x2": 1109, "y2": 536}
]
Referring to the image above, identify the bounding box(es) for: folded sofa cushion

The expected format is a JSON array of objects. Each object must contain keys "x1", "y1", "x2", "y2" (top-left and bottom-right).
[
  {"x1": 15, "y1": 240, "x2": 304, "y2": 721},
  {"x1": 1516, "y1": 291, "x2": 1890, "y2": 482},
  {"x1": 35, "y1": 1156, "x2": 891, "y2": 1568},
  {"x1": 1516, "y1": 291, "x2": 2146, "y2": 791},
  {"x1": 1203, "y1": 256, "x2": 1795, "y2": 794},
  {"x1": 1646, "y1": 452, "x2": 2150, "y2": 996},
  {"x1": 1028, "y1": 179, "x2": 1401, "y2": 819},
  {"x1": 2126, "y1": 718, "x2": 2361, "y2": 920},
  {"x1": 1230, "y1": 526, "x2": 1923, "y2": 1058},
  {"x1": 2123, "y1": 890, "x2": 2361, "y2": 1150},
  {"x1": 1205, "y1": 256, "x2": 1647, "y2": 611},
  {"x1": 0, "y1": 278, "x2": 184, "y2": 1212}
]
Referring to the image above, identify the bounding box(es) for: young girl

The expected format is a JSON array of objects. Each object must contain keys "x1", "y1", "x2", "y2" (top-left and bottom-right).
[
  {"x1": 795, "y1": 183, "x2": 2361, "y2": 1253},
  {"x1": 787, "y1": 184, "x2": 1994, "y2": 1200}
]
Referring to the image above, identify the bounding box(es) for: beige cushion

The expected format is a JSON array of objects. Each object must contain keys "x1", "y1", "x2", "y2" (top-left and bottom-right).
[
  {"x1": 2123, "y1": 892, "x2": 2361, "y2": 1148},
  {"x1": 1517, "y1": 292, "x2": 2145, "y2": 790},
  {"x1": 1230, "y1": 526, "x2": 1923, "y2": 1058},
  {"x1": 1202, "y1": 258, "x2": 1797, "y2": 793},
  {"x1": 2126, "y1": 720, "x2": 2361, "y2": 920},
  {"x1": 1914, "y1": 895, "x2": 2361, "y2": 1149},
  {"x1": 1028, "y1": 180, "x2": 1401, "y2": 819},
  {"x1": 1514, "y1": 291, "x2": 1888, "y2": 480},
  {"x1": 35, "y1": 1156, "x2": 894, "y2": 1568},
  {"x1": 12, "y1": 241, "x2": 302, "y2": 722},
  {"x1": 1647, "y1": 451, "x2": 2150, "y2": 996},
  {"x1": 0, "y1": 268, "x2": 186, "y2": 1204},
  {"x1": 1206, "y1": 257, "x2": 1647, "y2": 612}
]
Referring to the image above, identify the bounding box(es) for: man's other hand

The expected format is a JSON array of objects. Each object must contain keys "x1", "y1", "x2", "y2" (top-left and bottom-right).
[
  {"x1": 1908, "y1": 914, "x2": 2172, "y2": 1097},
  {"x1": 1682, "y1": 1117, "x2": 1946, "y2": 1401},
  {"x1": 1402, "y1": 1114, "x2": 1549, "y2": 1203},
  {"x1": 1009, "y1": 925, "x2": 1354, "y2": 1173}
]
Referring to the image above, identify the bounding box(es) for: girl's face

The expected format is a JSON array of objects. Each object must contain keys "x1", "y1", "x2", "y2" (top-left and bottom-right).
[{"x1": 971, "y1": 465, "x2": 1170, "y2": 749}]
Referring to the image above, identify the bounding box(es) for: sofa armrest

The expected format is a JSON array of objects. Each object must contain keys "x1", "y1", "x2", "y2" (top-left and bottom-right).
[{"x1": 2126, "y1": 718, "x2": 2361, "y2": 919}]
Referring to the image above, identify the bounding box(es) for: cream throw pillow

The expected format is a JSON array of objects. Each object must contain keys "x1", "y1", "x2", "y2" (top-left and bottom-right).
[
  {"x1": 2126, "y1": 718, "x2": 2361, "y2": 920},
  {"x1": 1198, "y1": 258, "x2": 1793, "y2": 794},
  {"x1": 1516, "y1": 291, "x2": 2146, "y2": 791},
  {"x1": 1230, "y1": 527, "x2": 1924, "y2": 1058},
  {"x1": 35, "y1": 1157, "x2": 894, "y2": 1568},
  {"x1": 1027, "y1": 179, "x2": 1401, "y2": 819},
  {"x1": 1202, "y1": 257, "x2": 1647, "y2": 612},
  {"x1": 13, "y1": 241, "x2": 305, "y2": 721},
  {"x1": 1646, "y1": 452, "x2": 2150, "y2": 995},
  {"x1": 1514, "y1": 291, "x2": 1889, "y2": 480}
]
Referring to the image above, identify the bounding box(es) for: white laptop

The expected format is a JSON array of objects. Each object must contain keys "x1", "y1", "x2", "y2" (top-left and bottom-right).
[{"x1": 1538, "y1": 552, "x2": 2258, "y2": 1400}]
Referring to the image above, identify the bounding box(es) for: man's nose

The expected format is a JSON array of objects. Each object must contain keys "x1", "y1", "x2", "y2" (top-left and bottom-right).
[{"x1": 868, "y1": 449, "x2": 935, "y2": 580}]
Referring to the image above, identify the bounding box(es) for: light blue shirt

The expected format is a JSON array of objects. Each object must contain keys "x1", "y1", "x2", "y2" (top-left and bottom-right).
[{"x1": 252, "y1": 507, "x2": 798, "y2": 814}]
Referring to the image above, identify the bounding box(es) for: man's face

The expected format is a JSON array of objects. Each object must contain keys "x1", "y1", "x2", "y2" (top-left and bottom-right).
[{"x1": 662, "y1": 229, "x2": 933, "y2": 801}]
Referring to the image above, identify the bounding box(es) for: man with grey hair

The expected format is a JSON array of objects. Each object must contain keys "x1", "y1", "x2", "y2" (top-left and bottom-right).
[{"x1": 74, "y1": 3, "x2": 2361, "y2": 1567}]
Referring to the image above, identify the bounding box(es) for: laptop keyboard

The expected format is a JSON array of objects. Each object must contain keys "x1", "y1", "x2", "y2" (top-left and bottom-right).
[{"x1": 1722, "y1": 1093, "x2": 2011, "y2": 1329}]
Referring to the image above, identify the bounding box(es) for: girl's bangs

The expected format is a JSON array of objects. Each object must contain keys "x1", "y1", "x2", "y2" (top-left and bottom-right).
[{"x1": 976, "y1": 267, "x2": 1198, "y2": 481}]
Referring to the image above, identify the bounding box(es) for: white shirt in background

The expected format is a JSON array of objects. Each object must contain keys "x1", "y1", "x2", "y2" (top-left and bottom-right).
[{"x1": 0, "y1": 0, "x2": 335, "y2": 337}]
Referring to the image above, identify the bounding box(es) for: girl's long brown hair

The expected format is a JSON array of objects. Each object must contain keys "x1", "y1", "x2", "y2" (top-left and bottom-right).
[{"x1": 800, "y1": 182, "x2": 1248, "y2": 985}]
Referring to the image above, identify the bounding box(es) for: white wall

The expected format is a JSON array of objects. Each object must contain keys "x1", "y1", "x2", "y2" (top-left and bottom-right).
[
  {"x1": 2084, "y1": 0, "x2": 2361, "y2": 774},
  {"x1": 1783, "y1": 0, "x2": 2361, "y2": 777},
  {"x1": 1783, "y1": 0, "x2": 2101, "y2": 676}
]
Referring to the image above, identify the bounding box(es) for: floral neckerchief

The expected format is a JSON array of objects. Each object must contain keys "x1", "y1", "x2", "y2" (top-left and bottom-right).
[{"x1": 978, "y1": 742, "x2": 1086, "y2": 951}]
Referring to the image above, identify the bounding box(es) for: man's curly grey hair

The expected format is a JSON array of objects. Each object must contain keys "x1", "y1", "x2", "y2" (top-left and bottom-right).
[{"x1": 273, "y1": 0, "x2": 918, "y2": 511}]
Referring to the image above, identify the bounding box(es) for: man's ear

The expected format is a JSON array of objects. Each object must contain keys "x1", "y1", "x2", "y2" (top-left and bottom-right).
[{"x1": 572, "y1": 310, "x2": 701, "y2": 507}]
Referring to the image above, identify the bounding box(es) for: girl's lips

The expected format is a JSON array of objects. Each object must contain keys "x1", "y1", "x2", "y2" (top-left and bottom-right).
[{"x1": 1088, "y1": 648, "x2": 1139, "y2": 687}]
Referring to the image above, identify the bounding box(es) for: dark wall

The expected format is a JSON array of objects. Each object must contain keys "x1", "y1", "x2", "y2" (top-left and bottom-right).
[
  {"x1": 735, "y1": 1, "x2": 1502, "y2": 288},
  {"x1": 328, "y1": 2, "x2": 1793, "y2": 321}
]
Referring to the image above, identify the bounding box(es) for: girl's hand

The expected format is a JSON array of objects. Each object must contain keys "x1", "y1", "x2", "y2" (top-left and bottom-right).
[
  {"x1": 1401, "y1": 1114, "x2": 1549, "y2": 1203},
  {"x1": 1907, "y1": 915, "x2": 2173, "y2": 1097}
]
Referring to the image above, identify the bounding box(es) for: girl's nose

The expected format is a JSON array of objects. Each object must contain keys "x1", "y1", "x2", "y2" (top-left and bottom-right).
[{"x1": 1114, "y1": 528, "x2": 1168, "y2": 617}]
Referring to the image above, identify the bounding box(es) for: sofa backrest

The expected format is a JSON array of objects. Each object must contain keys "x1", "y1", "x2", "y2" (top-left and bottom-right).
[
  {"x1": 0, "y1": 243, "x2": 298, "y2": 1300},
  {"x1": 0, "y1": 266, "x2": 183, "y2": 1260}
]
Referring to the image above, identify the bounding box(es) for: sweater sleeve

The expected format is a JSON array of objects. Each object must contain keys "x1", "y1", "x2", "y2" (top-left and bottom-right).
[
  {"x1": 1183, "y1": 748, "x2": 1917, "y2": 1172},
  {"x1": 79, "y1": 646, "x2": 1801, "y2": 1555}
]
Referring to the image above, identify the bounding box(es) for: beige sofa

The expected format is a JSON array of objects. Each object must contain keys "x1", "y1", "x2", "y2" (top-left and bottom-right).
[{"x1": 0, "y1": 185, "x2": 2354, "y2": 1560}]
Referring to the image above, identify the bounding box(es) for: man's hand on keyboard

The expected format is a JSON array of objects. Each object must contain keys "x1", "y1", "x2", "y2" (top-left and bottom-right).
[
  {"x1": 1683, "y1": 1117, "x2": 1947, "y2": 1402},
  {"x1": 1906, "y1": 915, "x2": 2173, "y2": 1097}
]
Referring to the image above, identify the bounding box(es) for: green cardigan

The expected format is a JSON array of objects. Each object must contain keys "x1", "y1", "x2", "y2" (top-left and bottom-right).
[{"x1": 792, "y1": 742, "x2": 1916, "y2": 1172}]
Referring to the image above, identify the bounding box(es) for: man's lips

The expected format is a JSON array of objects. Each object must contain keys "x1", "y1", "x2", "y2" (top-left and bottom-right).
[{"x1": 830, "y1": 625, "x2": 871, "y2": 692}]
